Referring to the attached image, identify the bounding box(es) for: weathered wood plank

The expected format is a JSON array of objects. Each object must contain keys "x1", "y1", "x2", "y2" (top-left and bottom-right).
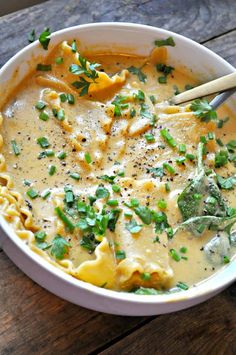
[
  {"x1": 0, "y1": 252, "x2": 150, "y2": 355},
  {"x1": 0, "y1": 0, "x2": 236, "y2": 69},
  {"x1": 100, "y1": 283, "x2": 236, "y2": 355},
  {"x1": 205, "y1": 30, "x2": 236, "y2": 68}
]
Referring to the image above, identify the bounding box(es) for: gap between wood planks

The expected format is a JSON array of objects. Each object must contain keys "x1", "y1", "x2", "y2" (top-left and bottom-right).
[
  {"x1": 88, "y1": 316, "x2": 157, "y2": 355},
  {"x1": 200, "y1": 27, "x2": 236, "y2": 45}
]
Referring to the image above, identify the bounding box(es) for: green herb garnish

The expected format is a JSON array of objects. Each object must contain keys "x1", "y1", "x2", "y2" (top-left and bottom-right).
[
  {"x1": 127, "y1": 66, "x2": 147, "y2": 83},
  {"x1": 85, "y1": 152, "x2": 92, "y2": 164},
  {"x1": 111, "y1": 95, "x2": 129, "y2": 116},
  {"x1": 51, "y1": 235, "x2": 71, "y2": 260},
  {"x1": 11, "y1": 139, "x2": 20, "y2": 156},
  {"x1": 160, "y1": 128, "x2": 176, "y2": 147},
  {"x1": 125, "y1": 219, "x2": 142, "y2": 234},
  {"x1": 116, "y1": 250, "x2": 126, "y2": 260},
  {"x1": 36, "y1": 63, "x2": 52, "y2": 71},
  {"x1": 190, "y1": 99, "x2": 217, "y2": 122},
  {"x1": 26, "y1": 188, "x2": 38, "y2": 199},
  {"x1": 154, "y1": 36, "x2": 175, "y2": 47},
  {"x1": 37, "y1": 137, "x2": 50, "y2": 148},
  {"x1": 95, "y1": 185, "x2": 110, "y2": 199},
  {"x1": 145, "y1": 133, "x2": 155, "y2": 143},
  {"x1": 28, "y1": 29, "x2": 36, "y2": 43},
  {"x1": 39, "y1": 111, "x2": 49, "y2": 121},
  {"x1": 55, "y1": 207, "x2": 75, "y2": 232},
  {"x1": 35, "y1": 101, "x2": 46, "y2": 110},
  {"x1": 39, "y1": 27, "x2": 51, "y2": 50}
]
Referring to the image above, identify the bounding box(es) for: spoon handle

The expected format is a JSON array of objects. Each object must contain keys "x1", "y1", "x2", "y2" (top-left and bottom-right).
[{"x1": 171, "y1": 71, "x2": 236, "y2": 105}]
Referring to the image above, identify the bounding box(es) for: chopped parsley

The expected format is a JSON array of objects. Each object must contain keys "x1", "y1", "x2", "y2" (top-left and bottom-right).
[
  {"x1": 154, "y1": 36, "x2": 175, "y2": 47},
  {"x1": 190, "y1": 99, "x2": 217, "y2": 122},
  {"x1": 156, "y1": 63, "x2": 174, "y2": 84},
  {"x1": 111, "y1": 95, "x2": 129, "y2": 116},
  {"x1": 39, "y1": 27, "x2": 51, "y2": 50},
  {"x1": 80, "y1": 234, "x2": 99, "y2": 253},
  {"x1": 127, "y1": 66, "x2": 147, "y2": 83},
  {"x1": 215, "y1": 150, "x2": 228, "y2": 168},
  {"x1": 51, "y1": 235, "x2": 71, "y2": 260}
]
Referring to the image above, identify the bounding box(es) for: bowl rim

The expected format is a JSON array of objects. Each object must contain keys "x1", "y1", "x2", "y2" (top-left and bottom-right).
[{"x1": 0, "y1": 21, "x2": 235, "y2": 306}]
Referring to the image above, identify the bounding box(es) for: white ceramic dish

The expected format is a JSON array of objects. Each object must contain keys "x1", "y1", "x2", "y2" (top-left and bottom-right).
[{"x1": 0, "y1": 23, "x2": 235, "y2": 316}]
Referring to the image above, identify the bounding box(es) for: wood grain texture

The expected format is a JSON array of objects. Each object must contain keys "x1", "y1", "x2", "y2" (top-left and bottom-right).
[
  {"x1": 205, "y1": 30, "x2": 236, "y2": 67},
  {"x1": 0, "y1": 0, "x2": 236, "y2": 354},
  {"x1": 0, "y1": 252, "x2": 150, "y2": 355},
  {"x1": 0, "y1": 0, "x2": 236, "y2": 69},
  {"x1": 100, "y1": 284, "x2": 236, "y2": 355}
]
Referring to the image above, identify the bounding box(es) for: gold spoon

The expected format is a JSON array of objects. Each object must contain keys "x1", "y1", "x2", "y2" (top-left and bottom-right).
[{"x1": 170, "y1": 72, "x2": 236, "y2": 109}]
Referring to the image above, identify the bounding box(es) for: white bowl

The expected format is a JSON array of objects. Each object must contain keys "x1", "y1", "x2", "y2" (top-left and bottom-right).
[{"x1": 0, "y1": 23, "x2": 235, "y2": 316}]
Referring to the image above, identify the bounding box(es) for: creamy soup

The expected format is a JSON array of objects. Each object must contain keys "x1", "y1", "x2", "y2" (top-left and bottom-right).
[{"x1": 0, "y1": 36, "x2": 235, "y2": 294}]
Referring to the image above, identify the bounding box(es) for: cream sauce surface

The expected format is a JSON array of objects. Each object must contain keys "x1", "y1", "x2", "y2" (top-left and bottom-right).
[{"x1": 1, "y1": 41, "x2": 236, "y2": 292}]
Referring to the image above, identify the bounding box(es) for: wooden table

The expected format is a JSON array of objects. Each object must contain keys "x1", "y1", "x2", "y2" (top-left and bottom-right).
[{"x1": 0, "y1": 1, "x2": 236, "y2": 353}]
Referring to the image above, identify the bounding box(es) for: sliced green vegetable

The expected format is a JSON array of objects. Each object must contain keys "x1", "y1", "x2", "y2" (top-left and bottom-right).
[
  {"x1": 125, "y1": 219, "x2": 142, "y2": 234},
  {"x1": 11, "y1": 140, "x2": 20, "y2": 156},
  {"x1": 160, "y1": 128, "x2": 176, "y2": 147},
  {"x1": 55, "y1": 206, "x2": 75, "y2": 232},
  {"x1": 26, "y1": 188, "x2": 38, "y2": 199}
]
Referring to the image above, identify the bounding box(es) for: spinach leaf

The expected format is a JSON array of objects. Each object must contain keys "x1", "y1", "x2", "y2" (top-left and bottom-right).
[
  {"x1": 204, "y1": 232, "x2": 231, "y2": 265},
  {"x1": 174, "y1": 214, "x2": 236, "y2": 237},
  {"x1": 177, "y1": 143, "x2": 228, "y2": 222}
]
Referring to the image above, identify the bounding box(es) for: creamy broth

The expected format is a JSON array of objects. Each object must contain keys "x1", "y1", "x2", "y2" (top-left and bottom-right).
[{"x1": 0, "y1": 39, "x2": 235, "y2": 293}]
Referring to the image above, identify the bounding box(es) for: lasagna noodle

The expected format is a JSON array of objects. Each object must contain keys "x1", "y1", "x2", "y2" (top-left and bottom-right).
[{"x1": 114, "y1": 178, "x2": 173, "y2": 290}]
